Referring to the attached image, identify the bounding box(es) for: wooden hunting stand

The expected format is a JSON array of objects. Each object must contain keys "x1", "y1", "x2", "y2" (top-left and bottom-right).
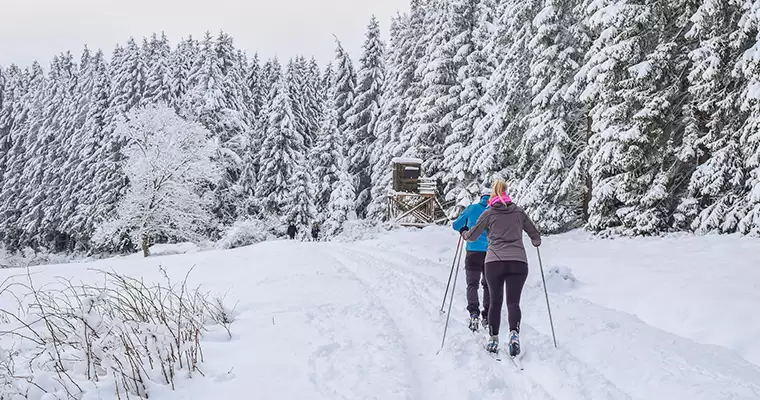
[{"x1": 387, "y1": 158, "x2": 447, "y2": 227}]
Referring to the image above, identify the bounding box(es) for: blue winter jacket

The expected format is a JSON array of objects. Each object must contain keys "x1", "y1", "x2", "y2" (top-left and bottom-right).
[{"x1": 452, "y1": 195, "x2": 489, "y2": 252}]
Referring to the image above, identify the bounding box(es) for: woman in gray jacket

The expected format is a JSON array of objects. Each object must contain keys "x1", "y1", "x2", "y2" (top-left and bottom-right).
[{"x1": 461, "y1": 180, "x2": 541, "y2": 357}]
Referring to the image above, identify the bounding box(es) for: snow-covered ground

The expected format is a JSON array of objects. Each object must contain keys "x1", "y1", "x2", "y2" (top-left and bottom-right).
[{"x1": 1, "y1": 227, "x2": 759, "y2": 399}]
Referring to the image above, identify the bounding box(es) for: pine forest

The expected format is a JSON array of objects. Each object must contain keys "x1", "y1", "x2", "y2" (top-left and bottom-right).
[{"x1": 2, "y1": 0, "x2": 760, "y2": 255}]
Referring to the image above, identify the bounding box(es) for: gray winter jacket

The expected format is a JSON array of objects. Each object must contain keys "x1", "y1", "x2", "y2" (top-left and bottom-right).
[{"x1": 462, "y1": 202, "x2": 541, "y2": 264}]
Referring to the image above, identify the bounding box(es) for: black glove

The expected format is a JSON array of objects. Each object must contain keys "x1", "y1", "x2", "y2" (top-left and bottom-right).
[{"x1": 459, "y1": 226, "x2": 469, "y2": 234}]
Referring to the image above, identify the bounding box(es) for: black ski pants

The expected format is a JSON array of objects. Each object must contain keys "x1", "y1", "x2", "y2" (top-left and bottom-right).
[
  {"x1": 485, "y1": 260, "x2": 528, "y2": 336},
  {"x1": 464, "y1": 251, "x2": 489, "y2": 318}
]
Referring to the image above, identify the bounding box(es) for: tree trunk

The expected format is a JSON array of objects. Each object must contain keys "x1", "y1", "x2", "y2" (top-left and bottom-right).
[
  {"x1": 582, "y1": 111, "x2": 593, "y2": 222},
  {"x1": 583, "y1": 172, "x2": 592, "y2": 221},
  {"x1": 142, "y1": 234, "x2": 150, "y2": 258}
]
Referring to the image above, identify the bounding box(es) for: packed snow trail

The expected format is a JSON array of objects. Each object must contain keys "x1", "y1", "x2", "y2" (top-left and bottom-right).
[
  {"x1": 319, "y1": 245, "x2": 632, "y2": 400},
  {"x1": 2, "y1": 228, "x2": 760, "y2": 400},
  {"x1": 331, "y1": 241, "x2": 760, "y2": 400}
]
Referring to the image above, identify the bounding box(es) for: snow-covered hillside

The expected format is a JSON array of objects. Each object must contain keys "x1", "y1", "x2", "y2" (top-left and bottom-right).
[{"x1": 1, "y1": 228, "x2": 759, "y2": 399}]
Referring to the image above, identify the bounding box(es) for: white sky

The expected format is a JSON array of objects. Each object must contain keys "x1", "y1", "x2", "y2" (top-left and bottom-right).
[{"x1": 0, "y1": 0, "x2": 409, "y2": 68}]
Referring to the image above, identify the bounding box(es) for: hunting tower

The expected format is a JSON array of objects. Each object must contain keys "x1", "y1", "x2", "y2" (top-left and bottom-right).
[{"x1": 387, "y1": 158, "x2": 447, "y2": 227}]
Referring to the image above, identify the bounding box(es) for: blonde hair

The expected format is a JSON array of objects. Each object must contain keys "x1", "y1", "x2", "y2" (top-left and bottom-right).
[{"x1": 491, "y1": 179, "x2": 508, "y2": 200}]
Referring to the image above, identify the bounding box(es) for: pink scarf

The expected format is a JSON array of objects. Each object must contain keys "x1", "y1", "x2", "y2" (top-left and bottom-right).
[{"x1": 488, "y1": 192, "x2": 512, "y2": 207}]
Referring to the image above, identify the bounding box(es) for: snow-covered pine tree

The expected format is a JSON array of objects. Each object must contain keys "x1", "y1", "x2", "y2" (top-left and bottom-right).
[
  {"x1": 1, "y1": 63, "x2": 45, "y2": 250},
  {"x1": 94, "y1": 40, "x2": 145, "y2": 235},
  {"x1": 511, "y1": 0, "x2": 588, "y2": 233},
  {"x1": 56, "y1": 48, "x2": 96, "y2": 249},
  {"x1": 183, "y1": 32, "x2": 224, "y2": 124},
  {"x1": 397, "y1": 0, "x2": 431, "y2": 152},
  {"x1": 304, "y1": 57, "x2": 325, "y2": 149},
  {"x1": 261, "y1": 58, "x2": 283, "y2": 92},
  {"x1": 345, "y1": 15, "x2": 385, "y2": 218},
  {"x1": 0, "y1": 64, "x2": 11, "y2": 185},
  {"x1": 247, "y1": 53, "x2": 265, "y2": 120},
  {"x1": 321, "y1": 61, "x2": 335, "y2": 102},
  {"x1": 62, "y1": 49, "x2": 113, "y2": 249},
  {"x1": 184, "y1": 31, "x2": 251, "y2": 223},
  {"x1": 170, "y1": 36, "x2": 199, "y2": 113},
  {"x1": 107, "y1": 38, "x2": 146, "y2": 123},
  {"x1": 94, "y1": 103, "x2": 220, "y2": 256},
  {"x1": 568, "y1": 0, "x2": 695, "y2": 235},
  {"x1": 287, "y1": 57, "x2": 311, "y2": 148},
  {"x1": 143, "y1": 32, "x2": 173, "y2": 105},
  {"x1": 674, "y1": 0, "x2": 751, "y2": 233},
  {"x1": 253, "y1": 57, "x2": 283, "y2": 136},
  {"x1": 368, "y1": 2, "x2": 430, "y2": 220},
  {"x1": 238, "y1": 53, "x2": 264, "y2": 217},
  {"x1": 243, "y1": 58, "x2": 285, "y2": 216},
  {"x1": 285, "y1": 162, "x2": 317, "y2": 235},
  {"x1": 16, "y1": 53, "x2": 79, "y2": 249},
  {"x1": 0, "y1": 66, "x2": 4, "y2": 124},
  {"x1": 236, "y1": 50, "x2": 257, "y2": 127},
  {"x1": 735, "y1": 0, "x2": 760, "y2": 235},
  {"x1": 367, "y1": 14, "x2": 408, "y2": 220},
  {"x1": 311, "y1": 93, "x2": 344, "y2": 212},
  {"x1": 255, "y1": 75, "x2": 309, "y2": 223},
  {"x1": 0, "y1": 65, "x2": 33, "y2": 249},
  {"x1": 468, "y1": 0, "x2": 541, "y2": 185},
  {"x1": 324, "y1": 162, "x2": 357, "y2": 237},
  {"x1": 442, "y1": 0, "x2": 496, "y2": 205},
  {"x1": 332, "y1": 39, "x2": 357, "y2": 135},
  {"x1": 0, "y1": 64, "x2": 25, "y2": 240},
  {"x1": 405, "y1": 0, "x2": 461, "y2": 179}
]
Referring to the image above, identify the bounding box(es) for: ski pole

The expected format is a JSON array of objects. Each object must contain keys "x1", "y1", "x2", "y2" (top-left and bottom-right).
[
  {"x1": 537, "y1": 247, "x2": 558, "y2": 348},
  {"x1": 437, "y1": 237, "x2": 465, "y2": 354},
  {"x1": 439, "y1": 235, "x2": 463, "y2": 314}
]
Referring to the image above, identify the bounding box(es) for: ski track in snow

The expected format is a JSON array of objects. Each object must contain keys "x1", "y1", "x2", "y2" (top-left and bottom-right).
[
  {"x1": 327, "y1": 241, "x2": 760, "y2": 400},
  {"x1": 3, "y1": 233, "x2": 760, "y2": 400},
  {"x1": 322, "y1": 244, "x2": 629, "y2": 400}
]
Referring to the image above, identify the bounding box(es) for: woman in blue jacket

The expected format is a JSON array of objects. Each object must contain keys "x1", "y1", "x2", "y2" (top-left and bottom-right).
[{"x1": 452, "y1": 187, "x2": 491, "y2": 331}]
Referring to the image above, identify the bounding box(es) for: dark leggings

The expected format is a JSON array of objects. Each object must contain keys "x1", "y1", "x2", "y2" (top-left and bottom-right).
[{"x1": 485, "y1": 261, "x2": 528, "y2": 336}]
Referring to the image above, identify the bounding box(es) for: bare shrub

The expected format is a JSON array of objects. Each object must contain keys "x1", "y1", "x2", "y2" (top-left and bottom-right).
[{"x1": 0, "y1": 266, "x2": 234, "y2": 399}]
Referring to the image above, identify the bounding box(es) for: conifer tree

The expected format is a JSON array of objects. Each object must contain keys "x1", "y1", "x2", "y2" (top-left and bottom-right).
[
  {"x1": 143, "y1": 32, "x2": 173, "y2": 105},
  {"x1": 345, "y1": 16, "x2": 386, "y2": 217},
  {"x1": 442, "y1": 0, "x2": 496, "y2": 204},
  {"x1": 332, "y1": 40, "x2": 357, "y2": 135},
  {"x1": 312, "y1": 95, "x2": 344, "y2": 212},
  {"x1": 255, "y1": 76, "x2": 307, "y2": 219},
  {"x1": 511, "y1": 0, "x2": 588, "y2": 233}
]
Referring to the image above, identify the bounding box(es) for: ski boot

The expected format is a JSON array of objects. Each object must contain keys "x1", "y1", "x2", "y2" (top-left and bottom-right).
[
  {"x1": 486, "y1": 335, "x2": 499, "y2": 353},
  {"x1": 468, "y1": 313, "x2": 480, "y2": 332},
  {"x1": 481, "y1": 315, "x2": 489, "y2": 330},
  {"x1": 508, "y1": 330, "x2": 520, "y2": 358}
]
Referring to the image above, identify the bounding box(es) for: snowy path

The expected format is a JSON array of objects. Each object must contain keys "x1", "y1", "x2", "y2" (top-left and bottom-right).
[
  {"x1": 319, "y1": 241, "x2": 760, "y2": 400},
  {"x1": 2, "y1": 229, "x2": 760, "y2": 399}
]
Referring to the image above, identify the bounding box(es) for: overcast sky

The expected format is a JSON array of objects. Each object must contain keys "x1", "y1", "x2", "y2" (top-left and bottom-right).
[{"x1": 0, "y1": 0, "x2": 409, "y2": 68}]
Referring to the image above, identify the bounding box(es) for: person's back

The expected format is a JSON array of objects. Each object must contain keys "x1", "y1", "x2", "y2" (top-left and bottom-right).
[
  {"x1": 477, "y1": 202, "x2": 540, "y2": 264},
  {"x1": 452, "y1": 193, "x2": 489, "y2": 252}
]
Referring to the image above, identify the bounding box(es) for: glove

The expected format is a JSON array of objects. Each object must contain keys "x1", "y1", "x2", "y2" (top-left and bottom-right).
[
  {"x1": 532, "y1": 238, "x2": 541, "y2": 247},
  {"x1": 459, "y1": 226, "x2": 469, "y2": 234}
]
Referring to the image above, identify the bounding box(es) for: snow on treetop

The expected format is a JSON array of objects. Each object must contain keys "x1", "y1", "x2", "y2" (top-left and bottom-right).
[{"x1": 391, "y1": 157, "x2": 423, "y2": 165}]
